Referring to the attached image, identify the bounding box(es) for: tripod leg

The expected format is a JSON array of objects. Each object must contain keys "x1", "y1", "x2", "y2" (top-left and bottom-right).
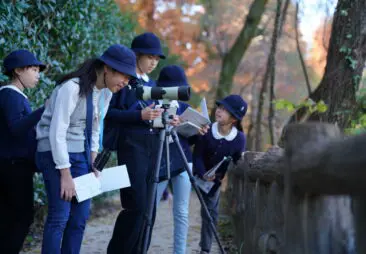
[
  {"x1": 171, "y1": 131, "x2": 226, "y2": 254},
  {"x1": 165, "y1": 133, "x2": 171, "y2": 180},
  {"x1": 138, "y1": 129, "x2": 166, "y2": 254}
]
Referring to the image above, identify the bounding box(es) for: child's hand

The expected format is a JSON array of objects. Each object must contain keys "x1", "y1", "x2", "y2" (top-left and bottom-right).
[
  {"x1": 169, "y1": 115, "x2": 181, "y2": 127},
  {"x1": 141, "y1": 103, "x2": 163, "y2": 120},
  {"x1": 93, "y1": 168, "x2": 101, "y2": 178},
  {"x1": 199, "y1": 124, "x2": 210, "y2": 135}
]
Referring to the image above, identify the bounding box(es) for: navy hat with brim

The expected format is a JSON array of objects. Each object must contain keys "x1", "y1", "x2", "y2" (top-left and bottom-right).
[
  {"x1": 99, "y1": 44, "x2": 137, "y2": 79},
  {"x1": 133, "y1": 48, "x2": 166, "y2": 59},
  {"x1": 131, "y1": 32, "x2": 166, "y2": 59},
  {"x1": 156, "y1": 65, "x2": 189, "y2": 87},
  {"x1": 3, "y1": 49, "x2": 46, "y2": 74},
  {"x1": 216, "y1": 94, "x2": 248, "y2": 121}
]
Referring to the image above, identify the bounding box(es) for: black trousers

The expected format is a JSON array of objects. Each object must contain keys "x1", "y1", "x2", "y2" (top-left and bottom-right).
[
  {"x1": 107, "y1": 132, "x2": 159, "y2": 254},
  {"x1": 0, "y1": 159, "x2": 34, "y2": 254}
]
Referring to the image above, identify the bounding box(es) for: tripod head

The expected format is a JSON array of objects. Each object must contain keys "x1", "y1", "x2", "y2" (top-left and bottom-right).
[{"x1": 152, "y1": 99, "x2": 178, "y2": 130}]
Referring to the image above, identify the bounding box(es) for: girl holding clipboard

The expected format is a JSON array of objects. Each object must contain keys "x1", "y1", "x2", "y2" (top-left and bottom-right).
[{"x1": 193, "y1": 94, "x2": 247, "y2": 254}]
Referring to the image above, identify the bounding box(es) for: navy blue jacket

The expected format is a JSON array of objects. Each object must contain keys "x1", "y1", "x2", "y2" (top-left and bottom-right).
[
  {"x1": 159, "y1": 102, "x2": 196, "y2": 180},
  {"x1": 0, "y1": 88, "x2": 44, "y2": 161},
  {"x1": 105, "y1": 78, "x2": 156, "y2": 137},
  {"x1": 193, "y1": 125, "x2": 246, "y2": 179}
]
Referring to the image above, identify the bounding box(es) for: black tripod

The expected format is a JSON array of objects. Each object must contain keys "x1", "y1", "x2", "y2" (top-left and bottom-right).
[{"x1": 138, "y1": 104, "x2": 226, "y2": 254}]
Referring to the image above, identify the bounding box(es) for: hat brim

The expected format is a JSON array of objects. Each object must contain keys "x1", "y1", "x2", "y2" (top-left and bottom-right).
[
  {"x1": 156, "y1": 80, "x2": 189, "y2": 87},
  {"x1": 99, "y1": 57, "x2": 137, "y2": 79},
  {"x1": 132, "y1": 48, "x2": 166, "y2": 59},
  {"x1": 5, "y1": 61, "x2": 46, "y2": 73},
  {"x1": 216, "y1": 100, "x2": 241, "y2": 121},
  {"x1": 35, "y1": 61, "x2": 46, "y2": 72}
]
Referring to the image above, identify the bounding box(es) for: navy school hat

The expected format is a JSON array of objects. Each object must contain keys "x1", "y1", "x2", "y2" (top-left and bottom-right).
[
  {"x1": 156, "y1": 65, "x2": 189, "y2": 87},
  {"x1": 131, "y1": 32, "x2": 166, "y2": 59},
  {"x1": 98, "y1": 44, "x2": 137, "y2": 79},
  {"x1": 216, "y1": 94, "x2": 248, "y2": 121},
  {"x1": 3, "y1": 49, "x2": 46, "y2": 75}
]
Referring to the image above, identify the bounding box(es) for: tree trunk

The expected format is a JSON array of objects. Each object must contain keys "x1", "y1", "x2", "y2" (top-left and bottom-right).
[
  {"x1": 255, "y1": 0, "x2": 282, "y2": 150},
  {"x1": 211, "y1": 0, "x2": 269, "y2": 117},
  {"x1": 289, "y1": 0, "x2": 366, "y2": 129}
]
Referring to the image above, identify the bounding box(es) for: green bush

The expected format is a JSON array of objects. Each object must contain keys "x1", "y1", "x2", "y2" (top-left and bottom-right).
[{"x1": 0, "y1": 0, "x2": 137, "y2": 107}]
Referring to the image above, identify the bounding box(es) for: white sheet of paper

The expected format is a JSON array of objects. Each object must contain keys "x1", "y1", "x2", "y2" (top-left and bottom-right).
[
  {"x1": 174, "y1": 121, "x2": 201, "y2": 137},
  {"x1": 100, "y1": 165, "x2": 130, "y2": 192},
  {"x1": 74, "y1": 173, "x2": 102, "y2": 202},
  {"x1": 203, "y1": 156, "x2": 227, "y2": 179},
  {"x1": 179, "y1": 107, "x2": 211, "y2": 126},
  {"x1": 195, "y1": 176, "x2": 215, "y2": 194},
  {"x1": 200, "y1": 97, "x2": 209, "y2": 120},
  {"x1": 74, "y1": 165, "x2": 131, "y2": 202}
]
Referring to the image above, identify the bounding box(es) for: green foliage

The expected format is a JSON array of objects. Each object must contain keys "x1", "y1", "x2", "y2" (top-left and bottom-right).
[
  {"x1": 340, "y1": 9, "x2": 348, "y2": 16},
  {"x1": 33, "y1": 173, "x2": 47, "y2": 206},
  {"x1": 345, "y1": 88, "x2": 366, "y2": 135},
  {"x1": 0, "y1": 0, "x2": 137, "y2": 108},
  {"x1": 274, "y1": 98, "x2": 328, "y2": 114}
]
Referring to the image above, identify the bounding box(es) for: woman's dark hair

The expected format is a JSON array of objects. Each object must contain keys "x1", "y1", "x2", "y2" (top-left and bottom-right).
[
  {"x1": 57, "y1": 58, "x2": 104, "y2": 97},
  {"x1": 235, "y1": 120, "x2": 243, "y2": 132}
]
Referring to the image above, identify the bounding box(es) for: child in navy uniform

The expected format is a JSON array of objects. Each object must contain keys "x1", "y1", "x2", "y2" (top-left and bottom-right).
[
  {"x1": 0, "y1": 49, "x2": 46, "y2": 254},
  {"x1": 154, "y1": 65, "x2": 209, "y2": 254},
  {"x1": 106, "y1": 32, "x2": 165, "y2": 254},
  {"x1": 193, "y1": 94, "x2": 247, "y2": 254},
  {"x1": 36, "y1": 44, "x2": 136, "y2": 254}
]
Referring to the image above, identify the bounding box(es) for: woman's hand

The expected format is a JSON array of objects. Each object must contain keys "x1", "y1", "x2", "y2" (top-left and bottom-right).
[
  {"x1": 93, "y1": 168, "x2": 101, "y2": 178},
  {"x1": 198, "y1": 124, "x2": 210, "y2": 135},
  {"x1": 60, "y1": 168, "x2": 75, "y2": 202},
  {"x1": 141, "y1": 103, "x2": 163, "y2": 121},
  {"x1": 169, "y1": 115, "x2": 181, "y2": 127},
  {"x1": 91, "y1": 151, "x2": 97, "y2": 165}
]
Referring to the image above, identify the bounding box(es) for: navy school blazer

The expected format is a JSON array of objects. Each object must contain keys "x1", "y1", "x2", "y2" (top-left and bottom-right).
[{"x1": 0, "y1": 88, "x2": 44, "y2": 161}]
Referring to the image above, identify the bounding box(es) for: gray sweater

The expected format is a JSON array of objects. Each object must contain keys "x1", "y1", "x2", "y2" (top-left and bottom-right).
[{"x1": 36, "y1": 78, "x2": 112, "y2": 169}]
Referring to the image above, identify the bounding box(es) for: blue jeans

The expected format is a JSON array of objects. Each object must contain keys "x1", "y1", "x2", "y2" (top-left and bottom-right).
[
  {"x1": 200, "y1": 187, "x2": 220, "y2": 252},
  {"x1": 156, "y1": 164, "x2": 192, "y2": 254},
  {"x1": 36, "y1": 151, "x2": 91, "y2": 254}
]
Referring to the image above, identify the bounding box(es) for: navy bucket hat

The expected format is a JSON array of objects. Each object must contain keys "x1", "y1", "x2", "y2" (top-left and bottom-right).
[
  {"x1": 216, "y1": 94, "x2": 248, "y2": 121},
  {"x1": 157, "y1": 65, "x2": 189, "y2": 87},
  {"x1": 3, "y1": 49, "x2": 46, "y2": 75},
  {"x1": 99, "y1": 44, "x2": 137, "y2": 79},
  {"x1": 131, "y1": 32, "x2": 166, "y2": 59}
]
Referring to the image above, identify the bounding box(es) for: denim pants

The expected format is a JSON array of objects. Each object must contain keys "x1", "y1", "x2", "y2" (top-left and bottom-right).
[
  {"x1": 156, "y1": 164, "x2": 192, "y2": 254},
  {"x1": 36, "y1": 151, "x2": 91, "y2": 254},
  {"x1": 200, "y1": 187, "x2": 220, "y2": 252}
]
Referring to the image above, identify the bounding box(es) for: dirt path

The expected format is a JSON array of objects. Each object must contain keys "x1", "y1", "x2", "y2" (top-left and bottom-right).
[
  {"x1": 81, "y1": 191, "x2": 219, "y2": 253},
  {"x1": 22, "y1": 191, "x2": 221, "y2": 254}
]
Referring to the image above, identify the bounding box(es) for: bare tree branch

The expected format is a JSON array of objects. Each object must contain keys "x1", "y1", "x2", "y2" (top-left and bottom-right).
[
  {"x1": 295, "y1": 1, "x2": 312, "y2": 96},
  {"x1": 278, "y1": 0, "x2": 290, "y2": 38},
  {"x1": 268, "y1": 0, "x2": 282, "y2": 146},
  {"x1": 211, "y1": 0, "x2": 269, "y2": 117}
]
